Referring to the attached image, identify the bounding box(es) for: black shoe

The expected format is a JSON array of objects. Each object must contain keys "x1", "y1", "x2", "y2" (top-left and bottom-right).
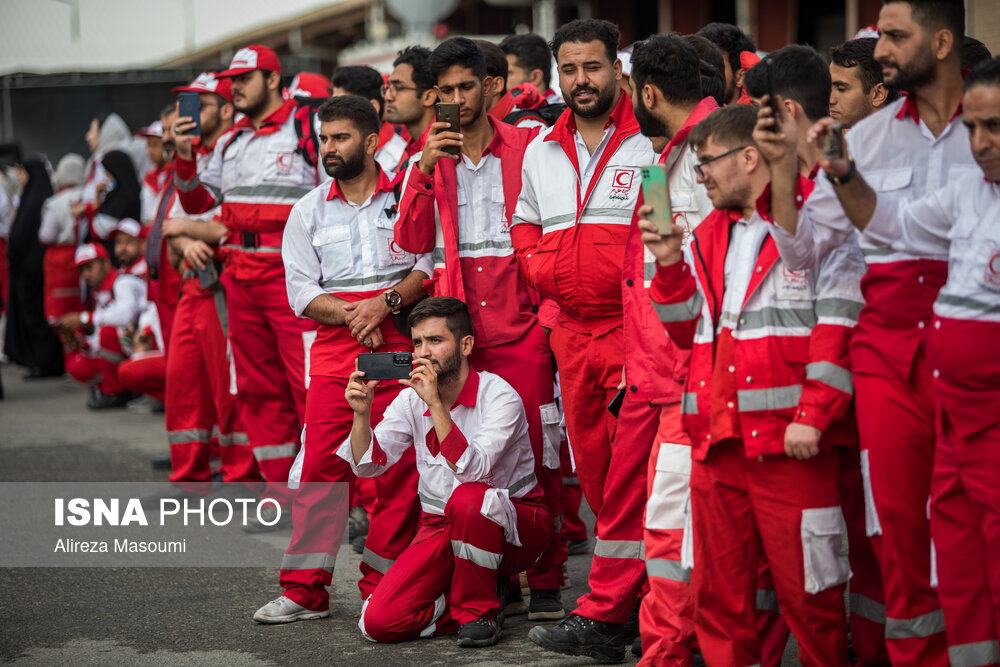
[
  {"x1": 528, "y1": 615, "x2": 626, "y2": 663},
  {"x1": 567, "y1": 538, "x2": 591, "y2": 555},
  {"x1": 457, "y1": 617, "x2": 502, "y2": 647},
  {"x1": 348, "y1": 506, "x2": 369, "y2": 542},
  {"x1": 631, "y1": 635, "x2": 642, "y2": 657},
  {"x1": 150, "y1": 454, "x2": 173, "y2": 471},
  {"x1": 528, "y1": 589, "x2": 566, "y2": 621},
  {"x1": 622, "y1": 598, "x2": 641, "y2": 642},
  {"x1": 242, "y1": 502, "x2": 292, "y2": 533},
  {"x1": 350, "y1": 534, "x2": 366, "y2": 554},
  {"x1": 87, "y1": 390, "x2": 134, "y2": 410}
]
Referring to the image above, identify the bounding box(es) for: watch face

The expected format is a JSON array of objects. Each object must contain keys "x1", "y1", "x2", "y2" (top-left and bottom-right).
[{"x1": 386, "y1": 291, "x2": 402, "y2": 307}]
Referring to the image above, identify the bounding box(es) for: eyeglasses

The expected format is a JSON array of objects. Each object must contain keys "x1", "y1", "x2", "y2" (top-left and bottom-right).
[
  {"x1": 694, "y1": 145, "x2": 749, "y2": 179},
  {"x1": 383, "y1": 81, "x2": 418, "y2": 96}
]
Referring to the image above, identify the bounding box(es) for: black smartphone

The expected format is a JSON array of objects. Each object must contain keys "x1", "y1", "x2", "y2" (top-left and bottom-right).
[
  {"x1": 435, "y1": 103, "x2": 461, "y2": 155},
  {"x1": 607, "y1": 388, "x2": 626, "y2": 418},
  {"x1": 195, "y1": 262, "x2": 218, "y2": 289},
  {"x1": 177, "y1": 92, "x2": 201, "y2": 136},
  {"x1": 823, "y1": 122, "x2": 846, "y2": 160},
  {"x1": 764, "y1": 61, "x2": 781, "y2": 133},
  {"x1": 357, "y1": 352, "x2": 413, "y2": 380}
]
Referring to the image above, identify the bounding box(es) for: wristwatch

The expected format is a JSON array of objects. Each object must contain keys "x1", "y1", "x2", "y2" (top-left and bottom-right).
[
  {"x1": 80, "y1": 311, "x2": 91, "y2": 326},
  {"x1": 384, "y1": 289, "x2": 402, "y2": 314},
  {"x1": 827, "y1": 157, "x2": 856, "y2": 186}
]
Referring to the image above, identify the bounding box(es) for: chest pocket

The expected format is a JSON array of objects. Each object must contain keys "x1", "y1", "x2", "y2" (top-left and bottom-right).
[
  {"x1": 866, "y1": 167, "x2": 912, "y2": 193},
  {"x1": 374, "y1": 213, "x2": 410, "y2": 269},
  {"x1": 312, "y1": 225, "x2": 352, "y2": 279}
]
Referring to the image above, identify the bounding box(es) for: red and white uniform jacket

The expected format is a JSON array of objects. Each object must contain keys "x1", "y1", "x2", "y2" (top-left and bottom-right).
[
  {"x1": 649, "y1": 190, "x2": 866, "y2": 460},
  {"x1": 866, "y1": 172, "x2": 1000, "y2": 439},
  {"x1": 282, "y1": 168, "x2": 432, "y2": 378},
  {"x1": 770, "y1": 96, "x2": 976, "y2": 382},
  {"x1": 336, "y1": 368, "x2": 539, "y2": 544},
  {"x1": 394, "y1": 117, "x2": 544, "y2": 348},
  {"x1": 623, "y1": 97, "x2": 716, "y2": 405},
  {"x1": 375, "y1": 123, "x2": 411, "y2": 173},
  {"x1": 174, "y1": 99, "x2": 321, "y2": 282},
  {"x1": 81, "y1": 269, "x2": 148, "y2": 354},
  {"x1": 490, "y1": 92, "x2": 547, "y2": 130},
  {"x1": 121, "y1": 256, "x2": 148, "y2": 281},
  {"x1": 171, "y1": 136, "x2": 226, "y2": 301},
  {"x1": 141, "y1": 164, "x2": 171, "y2": 223},
  {"x1": 511, "y1": 92, "x2": 656, "y2": 335}
]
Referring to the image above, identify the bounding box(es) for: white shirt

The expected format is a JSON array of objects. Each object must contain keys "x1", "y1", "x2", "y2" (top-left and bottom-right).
[
  {"x1": 92, "y1": 272, "x2": 147, "y2": 329},
  {"x1": 771, "y1": 97, "x2": 978, "y2": 270},
  {"x1": 39, "y1": 186, "x2": 83, "y2": 245},
  {"x1": 282, "y1": 172, "x2": 432, "y2": 317},
  {"x1": 719, "y1": 213, "x2": 772, "y2": 334},
  {"x1": 336, "y1": 369, "x2": 537, "y2": 543},
  {"x1": 574, "y1": 121, "x2": 615, "y2": 194},
  {"x1": 867, "y1": 172, "x2": 1000, "y2": 323},
  {"x1": 455, "y1": 150, "x2": 506, "y2": 247}
]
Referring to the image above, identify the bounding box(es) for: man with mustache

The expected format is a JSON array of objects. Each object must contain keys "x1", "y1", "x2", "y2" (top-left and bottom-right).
[
  {"x1": 254, "y1": 94, "x2": 427, "y2": 624},
  {"x1": 760, "y1": 2, "x2": 972, "y2": 665},
  {"x1": 511, "y1": 18, "x2": 656, "y2": 662}
]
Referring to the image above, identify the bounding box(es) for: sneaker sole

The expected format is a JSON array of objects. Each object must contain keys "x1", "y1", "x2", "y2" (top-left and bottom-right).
[
  {"x1": 527, "y1": 626, "x2": 626, "y2": 664},
  {"x1": 527, "y1": 607, "x2": 567, "y2": 621},
  {"x1": 252, "y1": 608, "x2": 330, "y2": 624}
]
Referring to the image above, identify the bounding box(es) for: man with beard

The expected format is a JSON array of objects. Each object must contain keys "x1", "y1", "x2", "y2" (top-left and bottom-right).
[
  {"x1": 511, "y1": 18, "x2": 656, "y2": 662},
  {"x1": 342, "y1": 297, "x2": 552, "y2": 648},
  {"x1": 253, "y1": 95, "x2": 427, "y2": 624},
  {"x1": 393, "y1": 36, "x2": 564, "y2": 622},
  {"x1": 331, "y1": 65, "x2": 405, "y2": 174},
  {"x1": 173, "y1": 46, "x2": 321, "y2": 529},
  {"x1": 384, "y1": 47, "x2": 437, "y2": 168},
  {"x1": 624, "y1": 34, "x2": 716, "y2": 665},
  {"x1": 759, "y1": 2, "x2": 970, "y2": 665}
]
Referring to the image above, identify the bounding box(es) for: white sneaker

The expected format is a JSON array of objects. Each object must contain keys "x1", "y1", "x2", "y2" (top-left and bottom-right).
[{"x1": 252, "y1": 595, "x2": 330, "y2": 624}]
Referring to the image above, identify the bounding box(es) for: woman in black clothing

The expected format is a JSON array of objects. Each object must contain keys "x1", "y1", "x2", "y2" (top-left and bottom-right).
[
  {"x1": 90, "y1": 150, "x2": 141, "y2": 261},
  {"x1": 5, "y1": 157, "x2": 64, "y2": 379}
]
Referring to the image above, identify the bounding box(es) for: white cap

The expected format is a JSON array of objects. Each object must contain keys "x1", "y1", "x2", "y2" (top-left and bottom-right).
[{"x1": 618, "y1": 50, "x2": 633, "y2": 77}]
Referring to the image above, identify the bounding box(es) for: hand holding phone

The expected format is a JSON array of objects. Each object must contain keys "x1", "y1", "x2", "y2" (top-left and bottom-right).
[
  {"x1": 640, "y1": 165, "x2": 674, "y2": 236},
  {"x1": 177, "y1": 92, "x2": 201, "y2": 136},
  {"x1": 435, "y1": 103, "x2": 461, "y2": 155},
  {"x1": 357, "y1": 351, "x2": 413, "y2": 380}
]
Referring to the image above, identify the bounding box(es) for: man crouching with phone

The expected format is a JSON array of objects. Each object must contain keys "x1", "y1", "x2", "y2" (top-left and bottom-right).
[{"x1": 342, "y1": 297, "x2": 554, "y2": 647}]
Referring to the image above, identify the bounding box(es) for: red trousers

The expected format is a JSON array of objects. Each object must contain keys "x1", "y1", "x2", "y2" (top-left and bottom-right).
[
  {"x1": 361, "y1": 484, "x2": 554, "y2": 642},
  {"x1": 640, "y1": 403, "x2": 696, "y2": 666},
  {"x1": 855, "y1": 357, "x2": 948, "y2": 666},
  {"x1": 931, "y1": 403, "x2": 1000, "y2": 667},
  {"x1": 550, "y1": 322, "x2": 651, "y2": 623},
  {"x1": 471, "y1": 325, "x2": 563, "y2": 590},
  {"x1": 222, "y1": 273, "x2": 315, "y2": 487},
  {"x1": 43, "y1": 245, "x2": 81, "y2": 319},
  {"x1": 65, "y1": 326, "x2": 125, "y2": 394},
  {"x1": 280, "y1": 375, "x2": 419, "y2": 609},
  {"x1": 117, "y1": 350, "x2": 166, "y2": 402},
  {"x1": 691, "y1": 439, "x2": 849, "y2": 667},
  {"x1": 165, "y1": 290, "x2": 258, "y2": 484},
  {"x1": 560, "y1": 436, "x2": 588, "y2": 542}
]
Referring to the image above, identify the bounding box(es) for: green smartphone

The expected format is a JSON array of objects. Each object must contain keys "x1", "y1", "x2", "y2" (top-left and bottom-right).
[{"x1": 640, "y1": 164, "x2": 673, "y2": 235}]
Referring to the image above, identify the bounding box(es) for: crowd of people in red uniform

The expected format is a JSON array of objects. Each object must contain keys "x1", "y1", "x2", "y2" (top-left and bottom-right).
[{"x1": 2, "y1": 0, "x2": 999, "y2": 664}]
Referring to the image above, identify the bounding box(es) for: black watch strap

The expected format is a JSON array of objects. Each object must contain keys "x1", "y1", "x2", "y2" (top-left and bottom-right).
[{"x1": 827, "y1": 157, "x2": 856, "y2": 186}]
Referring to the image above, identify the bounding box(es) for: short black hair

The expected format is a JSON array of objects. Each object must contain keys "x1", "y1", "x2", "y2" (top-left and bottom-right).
[
  {"x1": 743, "y1": 45, "x2": 831, "y2": 122},
  {"x1": 689, "y1": 104, "x2": 758, "y2": 152},
  {"x1": 883, "y1": 0, "x2": 965, "y2": 43},
  {"x1": 965, "y1": 54, "x2": 1000, "y2": 92},
  {"x1": 393, "y1": 46, "x2": 436, "y2": 92},
  {"x1": 473, "y1": 39, "x2": 509, "y2": 93},
  {"x1": 316, "y1": 95, "x2": 381, "y2": 140},
  {"x1": 682, "y1": 34, "x2": 726, "y2": 107},
  {"x1": 550, "y1": 18, "x2": 619, "y2": 66},
  {"x1": 630, "y1": 35, "x2": 702, "y2": 106},
  {"x1": 832, "y1": 38, "x2": 901, "y2": 105},
  {"x1": 408, "y1": 296, "x2": 474, "y2": 342},
  {"x1": 696, "y1": 22, "x2": 757, "y2": 74},
  {"x1": 332, "y1": 65, "x2": 385, "y2": 118},
  {"x1": 159, "y1": 102, "x2": 176, "y2": 118},
  {"x1": 499, "y1": 33, "x2": 552, "y2": 89},
  {"x1": 962, "y1": 36, "x2": 993, "y2": 71},
  {"x1": 429, "y1": 37, "x2": 487, "y2": 81}
]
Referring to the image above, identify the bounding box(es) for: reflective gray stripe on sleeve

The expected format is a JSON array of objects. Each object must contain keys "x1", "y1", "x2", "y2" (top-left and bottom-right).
[
  {"x1": 756, "y1": 589, "x2": 781, "y2": 613},
  {"x1": 456, "y1": 239, "x2": 513, "y2": 252},
  {"x1": 174, "y1": 173, "x2": 201, "y2": 193},
  {"x1": 510, "y1": 215, "x2": 539, "y2": 227},
  {"x1": 541, "y1": 212, "x2": 576, "y2": 231},
  {"x1": 737, "y1": 385, "x2": 803, "y2": 411},
  {"x1": 167, "y1": 428, "x2": 212, "y2": 444},
  {"x1": 885, "y1": 608, "x2": 946, "y2": 639},
  {"x1": 361, "y1": 547, "x2": 395, "y2": 574},
  {"x1": 862, "y1": 247, "x2": 895, "y2": 257},
  {"x1": 217, "y1": 432, "x2": 250, "y2": 446},
  {"x1": 253, "y1": 443, "x2": 298, "y2": 462},
  {"x1": 949, "y1": 640, "x2": 1000, "y2": 667},
  {"x1": 815, "y1": 297, "x2": 863, "y2": 321},
  {"x1": 227, "y1": 184, "x2": 313, "y2": 200},
  {"x1": 651, "y1": 293, "x2": 703, "y2": 323},
  {"x1": 593, "y1": 538, "x2": 644, "y2": 560},
  {"x1": 849, "y1": 593, "x2": 886, "y2": 625},
  {"x1": 419, "y1": 492, "x2": 446, "y2": 510},
  {"x1": 507, "y1": 472, "x2": 536, "y2": 496},
  {"x1": 322, "y1": 268, "x2": 411, "y2": 291},
  {"x1": 806, "y1": 361, "x2": 854, "y2": 395},
  {"x1": 280, "y1": 552, "x2": 336, "y2": 571},
  {"x1": 936, "y1": 293, "x2": 1000, "y2": 315},
  {"x1": 450, "y1": 540, "x2": 502, "y2": 569},
  {"x1": 646, "y1": 558, "x2": 690, "y2": 582},
  {"x1": 737, "y1": 307, "x2": 816, "y2": 331},
  {"x1": 681, "y1": 392, "x2": 698, "y2": 415}
]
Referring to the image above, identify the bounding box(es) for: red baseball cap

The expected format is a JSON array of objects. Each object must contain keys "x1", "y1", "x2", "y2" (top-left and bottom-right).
[
  {"x1": 74, "y1": 243, "x2": 110, "y2": 268},
  {"x1": 173, "y1": 71, "x2": 234, "y2": 103},
  {"x1": 111, "y1": 218, "x2": 145, "y2": 240},
  {"x1": 217, "y1": 45, "x2": 282, "y2": 78},
  {"x1": 287, "y1": 72, "x2": 332, "y2": 99}
]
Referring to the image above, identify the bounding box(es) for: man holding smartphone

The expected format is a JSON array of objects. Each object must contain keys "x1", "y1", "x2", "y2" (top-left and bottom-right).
[
  {"x1": 393, "y1": 37, "x2": 566, "y2": 621},
  {"x1": 253, "y1": 95, "x2": 429, "y2": 624}
]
